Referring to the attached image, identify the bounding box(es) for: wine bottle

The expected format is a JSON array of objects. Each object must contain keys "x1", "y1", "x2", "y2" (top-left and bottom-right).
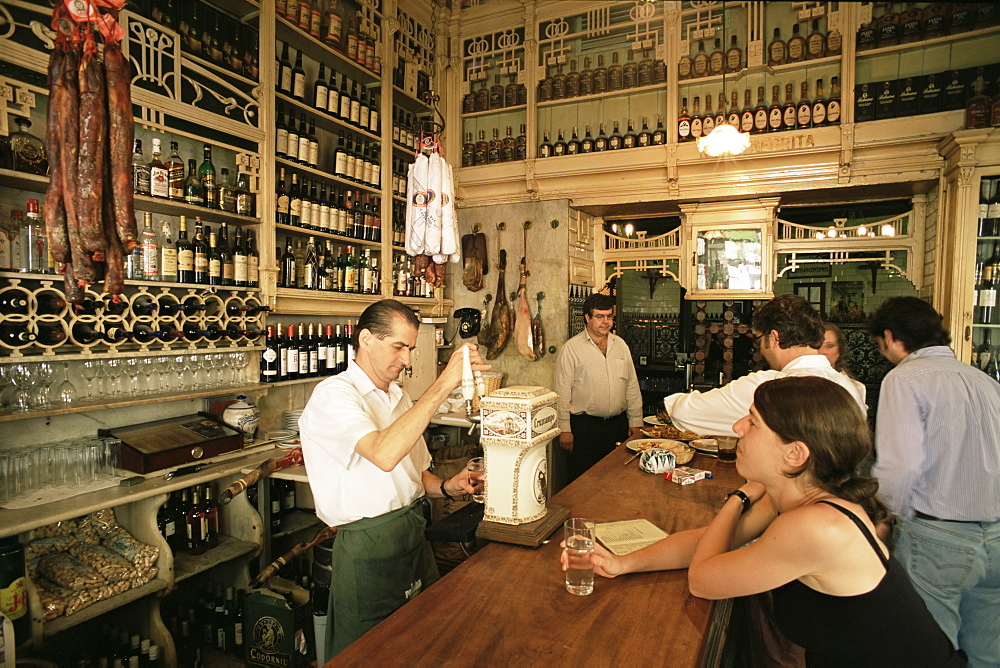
[
  {"x1": 193, "y1": 219, "x2": 209, "y2": 284},
  {"x1": 186, "y1": 488, "x2": 207, "y2": 555},
  {"x1": 608, "y1": 121, "x2": 623, "y2": 150},
  {"x1": 176, "y1": 216, "x2": 194, "y2": 283},
  {"x1": 708, "y1": 38, "x2": 724, "y2": 76},
  {"x1": 767, "y1": 27, "x2": 786, "y2": 66},
  {"x1": 740, "y1": 89, "x2": 754, "y2": 134},
  {"x1": 725, "y1": 35, "x2": 742, "y2": 74},
  {"x1": 690, "y1": 99, "x2": 702, "y2": 141}
]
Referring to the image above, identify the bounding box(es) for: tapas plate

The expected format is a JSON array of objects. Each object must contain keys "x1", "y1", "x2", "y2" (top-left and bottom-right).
[
  {"x1": 690, "y1": 438, "x2": 719, "y2": 454},
  {"x1": 643, "y1": 415, "x2": 669, "y2": 426},
  {"x1": 627, "y1": 438, "x2": 686, "y2": 453}
]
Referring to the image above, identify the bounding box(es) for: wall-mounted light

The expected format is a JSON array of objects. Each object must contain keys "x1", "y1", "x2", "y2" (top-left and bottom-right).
[
  {"x1": 857, "y1": 225, "x2": 868, "y2": 236},
  {"x1": 826, "y1": 226, "x2": 838, "y2": 238},
  {"x1": 881, "y1": 224, "x2": 896, "y2": 236}
]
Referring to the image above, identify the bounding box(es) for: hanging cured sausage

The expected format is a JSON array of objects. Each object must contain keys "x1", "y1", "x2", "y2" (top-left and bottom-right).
[
  {"x1": 514, "y1": 255, "x2": 536, "y2": 361},
  {"x1": 485, "y1": 250, "x2": 511, "y2": 360}
]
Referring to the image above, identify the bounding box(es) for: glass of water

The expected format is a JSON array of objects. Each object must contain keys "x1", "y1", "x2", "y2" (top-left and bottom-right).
[
  {"x1": 563, "y1": 518, "x2": 596, "y2": 596},
  {"x1": 467, "y1": 457, "x2": 485, "y2": 503}
]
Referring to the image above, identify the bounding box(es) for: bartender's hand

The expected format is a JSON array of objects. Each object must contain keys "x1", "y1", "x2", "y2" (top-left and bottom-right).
[
  {"x1": 442, "y1": 469, "x2": 478, "y2": 497},
  {"x1": 559, "y1": 539, "x2": 625, "y2": 579},
  {"x1": 558, "y1": 431, "x2": 574, "y2": 453},
  {"x1": 438, "y1": 343, "x2": 491, "y2": 394}
]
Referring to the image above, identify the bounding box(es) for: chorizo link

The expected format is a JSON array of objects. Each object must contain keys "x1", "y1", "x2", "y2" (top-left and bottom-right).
[
  {"x1": 77, "y1": 51, "x2": 108, "y2": 261},
  {"x1": 58, "y1": 47, "x2": 96, "y2": 284},
  {"x1": 44, "y1": 47, "x2": 68, "y2": 265},
  {"x1": 101, "y1": 161, "x2": 125, "y2": 296},
  {"x1": 103, "y1": 42, "x2": 137, "y2": 250}
]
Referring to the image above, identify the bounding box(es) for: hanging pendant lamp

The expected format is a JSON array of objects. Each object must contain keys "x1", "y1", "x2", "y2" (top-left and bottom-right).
[{"x1": 697, "y1": 1, "x2": 750, "y2": 157}]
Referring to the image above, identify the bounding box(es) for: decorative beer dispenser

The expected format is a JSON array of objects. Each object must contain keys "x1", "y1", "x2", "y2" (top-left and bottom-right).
[{"x1": 475, "y1": 385, "x2": 569, "y2": 546}]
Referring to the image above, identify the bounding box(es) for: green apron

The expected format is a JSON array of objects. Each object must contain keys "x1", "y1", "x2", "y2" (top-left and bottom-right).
[{"x1": 327, "y1": 499, "x2": 440, "y2": 659}]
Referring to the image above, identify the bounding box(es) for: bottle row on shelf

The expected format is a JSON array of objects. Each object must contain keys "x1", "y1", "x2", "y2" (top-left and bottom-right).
[
  {"x1": 133, "y1": 141, "x2": 255, "y2": 217},
  {"x1": 278, "y1": 237, "x2": 381, "y2": 294},
  {"x1": 157, "y1": 483, "x2": 223, "y2": 556},
  {"x1": 759, "y1": 18, "x2": 841, "y2": 70},
  {"x1": 857, "y1": 2, "x2": 998, "y2": 51},
  {"x1": 463, "y1": 73, "x2": 527, "y2": 113},
  {"x1": 276, "y1": 0, "x2": 382, "y2": 76},
  {"x1": 538, "y1": 50, "x2": 668, "y2": 104},
  {"x1": 134, "y1": 0, "x2": 260, "y2": 80},
  {"x1": 20, "y1": 618, "x2": 166, "y2": 667},
  {"x1": 0, "y1": 290, "x2": 268, "y2": 321},
  {"x1": 856, "y1": 63, "x2": 1000, "y2": 123},
  {"x1": 971, "y1": 330, "x2": 1000, "y2": 381},
  {"x1": 276, "y1": 109, "x2": 382, "y2": 189},
  {"x1": 537, "y1": 118, "x2": 667, "y2": 158},
  {"x1": 262, "y1": 321, "x2": 354, "y2": 381},
  {"x1": 461, "y1": 125, "x2": 528, "y2": 166},
  {"x1": 276, "y1": 43, "x2": 381, "y2": 133},
  {"x1": 275, "y1": 173, "x2": 383, "y2": 242},
  {"x1": 680, "y1": 78, "x2": 841, "y2": 142},
  {"x1": 392, "y1": 105, "x2": 431, "y2": 154}
]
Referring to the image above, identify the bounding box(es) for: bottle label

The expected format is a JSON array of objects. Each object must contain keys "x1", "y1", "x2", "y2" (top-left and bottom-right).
[
  {"x1": 293, "y1": 73, "x2": 306, "y2": 99},
  {"x1": 988, "y1": 203, "x2": 1000, "y2": 219},
  {"x1": 161, "y1": 247, "x2": 178, "y2": 278},
  {"x1": 235, "y1": 256, "x2": 249, "y2": 282},
  {"x1": 797, "y1": 103, "x2": 811, "y2": 126},
  {"x1": 754, "y1": 110, "x2": 767, "y2": 131},
  {"x1": 164, "y1": 519, "x2": 175, "y2": 537},
  {"x1": 0, "y1": 576, "x2": 27, "y2": 621},
  {"x1": 298, "y1": 136, "x2": 310, "y2": 160},
  {"x1": 150, "y1": 166, "x2": 169, "y2": 197},
  {"x1": 142, "y1": 240, "x2": 159, "y2": 278},
  {"x1": 678, "y1": 120, "x2": 690, "y2": 138},
  {"x1": 195, "y1": 253, "x2": 208, "y2": 273},
  {"x1": 812, "y1": 102, "x2": 826, "y2": 125},
  {"x1": 286, "y1": 135, "x2": 299, "y2": 160},
  {"x1": 769, "y1": 108, "x2": 783, "y2": 129},
  {"x1": 783, "y1": 106, "x2": 797, "y2": 128},
  {"x1": 209, "y1": 258, "x2": 221, "y2": 278},
  {"x1": 981, "y1": 288, "x2": 997, "y2": 308},
  {"x1": 178, "y1": 249, "x2": 194, "y2": 272},
  {"x1": 827, "y1": 100, "x2": 841, "y2": 123},
  {"x1": 315, "y1": 83, "x2": 328, "y2": 108},
  {"x1": 327, "y1": 89, "x2": 340, "y2": 114},
  {"x1": 276, "y1": 128, "x2": 288, "y2": 152}
]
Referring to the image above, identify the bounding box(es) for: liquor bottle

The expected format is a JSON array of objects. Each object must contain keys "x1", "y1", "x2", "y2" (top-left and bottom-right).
[
  {"x1": 812, "y1": 79, "x2": 827, "y2": 126},
  {"x1": 979, "y1": 243, "x2": 999, "y2": 324},
  {"x1": 857, "y1": 15, "x2": 876, "y2": 51},
  {"x1": 193, "y1": 219, "x2": 209, "y2": 284},
  {"x1": 725, "y1": 35, "x2": 742, "y2": 74},
  {"x1": 219, "y1": 223, "x2": 234, "y2": 286},
  {"x1": 637, "y1": 118, "x2": 652, "y2": 147},
  {"x1": 622, "y1": 120, "x2": 638, "y2": 149},
  {"x1": 280, "y1": 236, "x2": 296, "y2": 288},
  {"x1": 767, "y1": 27, "x2": 786, "y2": 66},
  {"x1": 714, "y1": 92, "x2": 726, "y2": 129},
  {"x1": 186, "y1": 488, "x2": 207, "y2": 555},
  {"x1": 855, "y1": 82, "x2": 876, "y2": 122},
  {"x1": 289, "y1": 173, "x2": 302, "y2": 226},
  {"x1": 488, "y1": 128, "x2": 502, "y2": 163},
  {"x1": 128, "y1": 232, "x2": 145, "y2": 280},
  {"x1": 291, "y1": 49, "x2": 306, "y2": 101},
  {"x1": 369, "y1": 91, "x2": 380, "y2": 134},
  {"x1": 0, "y1": 323, "x2": 36, "y2": 345},
  {"x1": 132, "y1": 139, "x2": 151, "y2": 195},
  {"x1": 767, "y1": 85, "x2": 783, "y2": 132},
  {"x1": 166, "y1": 141, "x2": 185, "y2": 201},
  {"x1": 753, "y1": 86, "x2": 768, "y2": 134},
  {"x1": 277, "y1": 42, "x2": 292, "y2": 96},
  {"x1": 651, "y1": 116, "x2": 666, "y2": 146},
  {"x1": 593, "y1": 54, "x2": 608, "y2": 93},
  {"x1": 549, "y1": 62, "x2": 566, "y2": 100},
  {"x1": 19, "y1": 199, "x2": 48, "y2": 274},
  {"x1": 235, "y1": 173, "x2": 254, "y2": 217},
  {"x1": 653, "y1": 50, "x2": 667, "y2": 84},
  {"x1": 623, "y1": 50, "x2": 638, "y2": 89},
  {"x1": 579, "y1": 57, "x2": 594, "y2": 96},
  {"x1": 988, "y1": 178, "x2": 1000, "y2": 236},
  {"x1": 677, "y1": 44, "x2": 693, "y2": 81},
  {"x1": 489, "y1": 75, "x2": 504, "y2": 109},
  {"x1": 207, "y1": 228, "x2": 222, "y2": 286},
  {"x1": 475, "y1": 78, "x2": 490, "y2": 110},
  {"x1": 176, "y1": 216, "x2": 194, "y2": 283},
  {"x1": 270, "y1": 478, "x2": 284, "y2": 529},
  {"x1": 323, "y1": 1, "x2": 342, "y2": 48},
  {"x1": 707, "y1": 38, "x2": 724, "y2": 76},
  {"x1": 690, "y1": 98, "x2": 702, "y2": 140},
  {"x1": 505, "y1": 73, "x2": 520, "y2": 107},
  {"x1": 637, "y1": 50, "x2": 653, "y2": 87},
  {"x1": 608, "y1": 52, "x2": 623, "y2": 91},
  {"x1": 217, "y1": 168, "x2": 236, "y2": 212},
  {"x1": 677, "y1": 99, "x2": 691, "y2": 142},
  {"x1": 313, "y1": 63, "x2": 328, "y2": 111},
  {"x1": 501, "y1": 126, "x2": 517, "y2": 162},
  {"x1": 297, "y1": 114, "x2": 311, "y2": 165},
  {"x1": 284, "y1": 109, "x2": 300, "y2": 162},
  {"x1": 608, "y1": 121, "x2": 623, "y2": 150},
  {"x1": 827, "y1": 76, "x2": 842, "y2": 125},
  {"x1": 923, "y1": 2, "x2": 948, "y2": 38},
  {"x1": 474, "y1": 130, "x2": 488, "y2": 165},
  {"x1": 950, "y1": 0, "x2": 973, "y2": 34},
  {"x1": 338, "y1": 74, "x2": 352, "y2": 120},
  {"x1": 786, "y1": 23, "x2": 806, "y2": 63},
  {"x1": 462, "y1": 132, "x2": 474, "y2": 167},
  {"x1": 978, "y1": 179, "x2": 993, "y2": 236},
  {"x1": 553, "y1": 129, "x2": 567, "y2": 156},
  {"x1": 875, "y1": 79, "x2": 897, "y2": 120},
  {"x1": 740, "y1": 89, "x2": 754, "y2": 134},
  {"x1": 275, "y1": 168, "x2": 290, "y2": 226},
  {"x1": 537, "y1": 64, "x2": 553, "y2": 103},
  {"x1": 306, "y1": 322, "x2": 319, "y2": 375},
  {"x1": 516, "y1": 124, "x2": 528, "y2": 160},
  {"x1": 796, "y1": 81, "x2": 812, "y2": 128},
  {"x1": 827, "y1": 20, "x2": 842, "y2": 56},
  {"x1": 897, "y1": 77, "x2": 919, "y2": 117},
  {"x1": 149, "y1": 138, "x2": 169, "y2": 198},
  {"x1": 978, "y1": 330, "x2": 994, "y2": 370},
  {"x1": 140, "y1": 212, "x2": 159, "y2": 280},
  {"x1": 806, "y1": 19, "x2": 826, "y2": 59},
  {"x1": 595, "y1": 123, "x2": 609, "y2": 151},
  {"x1": 204, "y1": 485, "x2": 219, "y2": 549},
  {"x1": 876, "y1": 3, "x2": 900, "y2": 47},
  {"x1": 728, "y1": 90, "x2": 741, "y2": 128},
  {"x1": 199, "y1": 144, "x2": 217, "y2": 208},
  {"x1": 325, "y1": 71, "x2": 340, "y2": 118},
  {"x1": 703, "y1": 96, "x2": 716, "y2": 135},
  {"x1": 967, "y1": 69, "x2": 991, "y2": 129},
  {"x1": 943, "y1": 70, "x2": 967, "y2": 112}
]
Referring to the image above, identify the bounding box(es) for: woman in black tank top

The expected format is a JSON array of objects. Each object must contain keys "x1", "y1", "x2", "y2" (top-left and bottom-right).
[{"x1": 562, "y1": 376, "x2": 962, "y2": 666}]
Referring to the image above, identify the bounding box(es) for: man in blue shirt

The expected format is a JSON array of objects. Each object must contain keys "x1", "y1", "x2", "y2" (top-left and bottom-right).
[{"x1": 869, "y1": 296, "x2": 1000, "y2": 666}]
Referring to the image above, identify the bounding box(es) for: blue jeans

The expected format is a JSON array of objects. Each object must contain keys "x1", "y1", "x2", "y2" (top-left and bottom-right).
[{"x1": 895, "y1": 516, "x2": 1000, "y2": 667}]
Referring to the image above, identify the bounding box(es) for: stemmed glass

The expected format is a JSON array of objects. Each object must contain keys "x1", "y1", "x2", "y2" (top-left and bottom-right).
[
  {"x1": 54, "y1": 362, "x2": 78, "y2": 406},
  {"x1": 123, "y1": 357, "x2": 143, "y2": 395},
  {"x1": 104, "y1": 358, "x2": 123, "y2": 397},
  {"x1": 80, "y1": 360, "x2": 99, "y2": 400},
  {"x1": 0, "y1": 365, "x2": 15, "y2": 410},
  {"x1": 10, "y1": 363, "x2": 37, "y2": 413},
  {"x1": 171, "y1": 355, "x2": 189, "y2": 390},
  {"x1": 150, "y1": 356, "x2": 171, "y2": 393},
  {"x1": 32, "y1": 362, "x2": 56, "y2": 408}
]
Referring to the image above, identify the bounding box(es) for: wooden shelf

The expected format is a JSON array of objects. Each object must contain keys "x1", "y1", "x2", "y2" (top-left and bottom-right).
[
  {"x1": 0, "y1": 445, "x2": 279, "y2": 539},
  {"x1": 184, "y1": 51, "x2": 259, "y2": 88},
  {"x1": 210, "y1": 0, "x2": 260, "y2": 21},
  {"x1": 273, "y1": 509, "x2": 321, "y2": 539},
  {"x1": 393, "y1": 85, "x2": 432, "y2": 111},
  {"x1": 43, "y1": 579, "x2": 169, "y2": 637},
  {"x1": 275, "y1": 15, "x2": 380, "y2": 87},
  {"x1": 0, "y1": 270, "x2": 261, "y2": 293},
  {"x1": 462, "y1": 104, "x2": 527, "y2": 118},
  {"x1": 536, "y1": 81, "x2": 666, "y2": 108},
  {"x1": 275, "y1": 222, "x2": 381, "y2": 247},
  {"x1": 275, "y1": 157, "x2": 381, "y2": 195},
  {"x1": 173, "y1": 534, "x2": 259, "y2": 583},
  {"x1": 856, "y1": 25, "x2": 1000, "y2": 58},
  {"x1": 0, "y1": 169, "x2": 262, "y2": 226},
  {"x1": 275, "y1": 91, "x2": 381, "y2": 142},
  {"x1": 678, "y1": 54, "x2": 841, "y2": 88},
  {"x1": 268, "y1": 376, "x2": 327, "y2": 388}
]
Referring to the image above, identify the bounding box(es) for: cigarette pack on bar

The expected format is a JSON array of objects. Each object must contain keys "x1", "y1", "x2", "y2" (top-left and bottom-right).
[{"x1": 665, "y1": 466, "x2": 708, "y2": 485}]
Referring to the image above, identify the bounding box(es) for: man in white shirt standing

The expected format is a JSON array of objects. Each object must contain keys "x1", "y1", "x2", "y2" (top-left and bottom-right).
[
  {"x1": 664, "y1": 294, "x2": 866, "y2": 436},
  {"x1": 554, "y1": 293, "x2": 643, "y2": 483},
  {"x1": 299, "y1": 299, "x2": 488, "y2": 660}
]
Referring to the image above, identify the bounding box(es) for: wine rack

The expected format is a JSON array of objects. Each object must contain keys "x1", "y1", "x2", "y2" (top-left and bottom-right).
[{"x1": 0, "y1": 271, "x2": 266, "y2": 360}]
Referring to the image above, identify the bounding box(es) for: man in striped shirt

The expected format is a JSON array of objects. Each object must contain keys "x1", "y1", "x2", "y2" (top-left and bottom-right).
[{"x1": 869, "y1": 296, "x2": 1000, "y2": 666}]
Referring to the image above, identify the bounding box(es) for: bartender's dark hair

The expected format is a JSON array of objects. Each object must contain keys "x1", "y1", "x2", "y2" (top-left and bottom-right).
[
  {"x1": 866, "y1": 296, "x2": 950, "y2": 353},
  {"x1": 355, "y1": 299, "x2": 420, "y2": 350},
  {"x1": 751, "y1": 294, "x2": 825, "y2": 349},
  {"x1": 753, "y1": 376, "x2": 890, "y2": 526},
  {"x1": 583, "y1": 293, "x2": 615, "y2": 318}
]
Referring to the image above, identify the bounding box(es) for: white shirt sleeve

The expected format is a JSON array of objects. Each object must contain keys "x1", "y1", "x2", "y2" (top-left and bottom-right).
[
  {"x1": 554, "y1": 343, "x2": 576, "y2": 433},
  {"x1": 664, "y1": 370, "x2": 782, "y2": 436}
]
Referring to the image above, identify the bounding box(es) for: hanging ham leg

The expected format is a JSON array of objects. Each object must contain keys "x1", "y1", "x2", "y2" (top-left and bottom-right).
[
  {"x1": 486, "y1": 250, "x2": 510, "y2": 360},
  {"x1": 477, "y1": 294, "x2": 492, "y2": 347},
  {"x1": 532, "y1": 292, "x2": 545, "y2": 358},
  {"x1": 514, "y1": 256, "x2": 536, "y2": 361}
]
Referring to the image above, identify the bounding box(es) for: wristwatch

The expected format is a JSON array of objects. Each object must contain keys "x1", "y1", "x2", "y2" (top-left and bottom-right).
[
  {"x1": 724, "y1": 489, "x2": 752, "y2": 514},
  {"x1": 440, "y1": 481, "x2": 457, "y2": 502}
]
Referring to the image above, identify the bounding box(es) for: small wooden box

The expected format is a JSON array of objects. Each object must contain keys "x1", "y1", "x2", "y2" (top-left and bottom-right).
[{"x1": 100, "y1": 414, "x2": 243, "y2": 474}]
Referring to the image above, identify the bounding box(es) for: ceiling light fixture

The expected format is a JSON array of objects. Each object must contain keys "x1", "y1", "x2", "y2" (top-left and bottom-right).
[{"x1": 697, "y1": 1, "x2": 750, "y2": 158}]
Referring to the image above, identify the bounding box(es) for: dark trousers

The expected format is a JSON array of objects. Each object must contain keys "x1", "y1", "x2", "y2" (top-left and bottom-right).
[{"x1": 567, "y1": 412, "x2": 628, "y2": 483}]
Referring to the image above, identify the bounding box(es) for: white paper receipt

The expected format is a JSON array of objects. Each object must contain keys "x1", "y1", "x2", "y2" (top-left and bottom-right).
[{"x1": 594, "y1": 519, "x2": 668, "y2": 556}]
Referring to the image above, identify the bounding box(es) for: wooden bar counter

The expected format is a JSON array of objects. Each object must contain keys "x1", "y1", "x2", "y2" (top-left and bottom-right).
[{"x1": 332, "y1": 447, "x2": 745, "y2": 667}]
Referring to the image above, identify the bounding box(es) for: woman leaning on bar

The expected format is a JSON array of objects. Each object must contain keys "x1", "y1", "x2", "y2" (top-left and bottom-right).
[{"x1": 562, "y1": 376, "x2": 964, "y2": 667}]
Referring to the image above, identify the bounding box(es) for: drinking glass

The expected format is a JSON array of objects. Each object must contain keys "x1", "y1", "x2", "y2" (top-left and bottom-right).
[
  {"x1": 54, "y1": 362, "x2": 78, "y2": 405},
  {"x1": 715, "y1": 435, "x2": 738, "y2": 464},
  {"x1": 563, "y1": 518, "x2": 596, "y2": 596},
  {"x1": 34, "y1": 362, "x2": 56, "y2": 408},
  {"x1": 171, "y1": 355, "x2": 188, "y2": 390},
  {"x1": 104, "y1": 358, "x2": 124, "y2": 397},
  {"x1": 10, "y1": 363, "x2": 36, "y2": 413},
  {"x1": 467, "y1": 457, "x2": 485, "y2": 503},
  {"x1": 80, "y1": 360, "x2": 99, "y2": 399},
  {"x1": 0, "y1": 365, "x2": 15, "y2": 409},
  {"x1": 123, "y1": 357, "x2": 143, "y2": 395}
]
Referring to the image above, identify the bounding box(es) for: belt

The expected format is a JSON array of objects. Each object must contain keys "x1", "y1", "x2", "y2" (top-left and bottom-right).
[
  {"x1": 576, "y1": 412, "x2": 626, "y2": 422},
  {"x1": 914, "y1": 511, "x2": 982, "y2": 524}
]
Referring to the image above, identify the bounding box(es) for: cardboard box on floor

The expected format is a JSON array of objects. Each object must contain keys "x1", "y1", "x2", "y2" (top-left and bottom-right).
[{"x1": 245, "y1": 579, "x2": 311, "y2": 668}]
